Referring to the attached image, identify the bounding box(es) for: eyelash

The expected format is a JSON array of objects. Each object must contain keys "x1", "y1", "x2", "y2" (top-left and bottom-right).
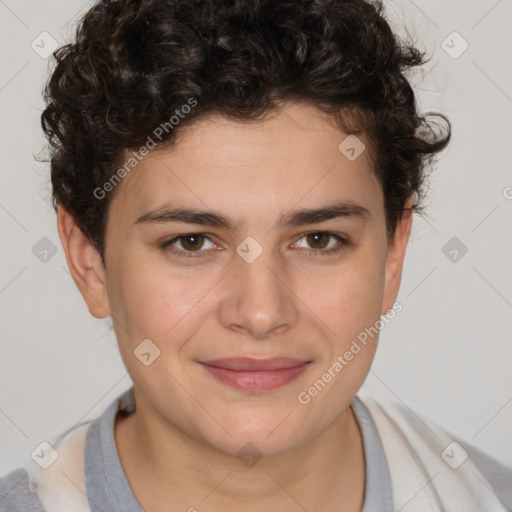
[{"x1": 158, "y1": 232, "x2": 349, "y2": 259}]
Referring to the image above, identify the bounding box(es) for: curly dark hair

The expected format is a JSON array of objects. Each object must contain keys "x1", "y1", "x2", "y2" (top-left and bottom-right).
[{"x1": 41, "y1": 0, "x2": 451, "y2": 264}]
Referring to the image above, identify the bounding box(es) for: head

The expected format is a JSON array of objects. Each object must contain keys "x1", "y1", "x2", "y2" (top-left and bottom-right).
[{"x1": 43, "y1": 0, "x2": 450, "y2": 457}]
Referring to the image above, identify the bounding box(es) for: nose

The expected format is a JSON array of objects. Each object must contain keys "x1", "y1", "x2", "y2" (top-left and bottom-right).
[{"x1": 218, "y1": 245, "x2": 299, "y2": 340}]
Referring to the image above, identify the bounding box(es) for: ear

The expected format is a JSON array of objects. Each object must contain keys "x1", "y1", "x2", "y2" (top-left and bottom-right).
[
  {"x1": 380, "y1": 198, "x2": 414, "y2": 315},
  {"x1": 57, "y1": 205, "x2": 111, "y2": 319}
]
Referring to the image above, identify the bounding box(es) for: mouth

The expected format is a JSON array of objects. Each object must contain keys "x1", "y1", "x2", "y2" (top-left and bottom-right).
[{"x1": 198, "y1": 357, "x2": 312, "y2": 392}]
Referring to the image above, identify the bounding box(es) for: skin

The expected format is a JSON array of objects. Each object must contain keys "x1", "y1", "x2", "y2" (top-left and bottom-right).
[{"x1": 58, "y1": 102, "x2": 412, "y2": 511}]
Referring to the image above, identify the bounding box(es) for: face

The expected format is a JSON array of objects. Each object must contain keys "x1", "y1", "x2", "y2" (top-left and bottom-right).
[{"x1": 59, "y1": 102, "x2": 411, "y2": 458}]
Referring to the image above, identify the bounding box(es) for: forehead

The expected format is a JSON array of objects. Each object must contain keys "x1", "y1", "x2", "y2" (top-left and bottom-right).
[{"x1": 111, "y1": 103, "x2": 383, "y2": 225}]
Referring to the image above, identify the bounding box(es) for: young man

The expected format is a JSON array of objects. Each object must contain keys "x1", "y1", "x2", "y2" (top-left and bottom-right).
[{"x1": 1, "y1": 0, "x2": 510, "y2": 511}]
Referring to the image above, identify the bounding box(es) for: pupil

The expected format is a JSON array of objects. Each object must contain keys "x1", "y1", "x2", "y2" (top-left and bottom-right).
[
  {"x1": 184, "y1": 234, "x2": 202, "y2": 250},
  {"x1": 309, "y1": 232, "x2": 326, "y2": 249}
]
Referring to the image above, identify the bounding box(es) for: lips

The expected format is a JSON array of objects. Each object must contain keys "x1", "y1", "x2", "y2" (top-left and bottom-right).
[
  {"x1": 202, "y1": 357, "x2": 310, "y2": 371},
  {"x1": 198, "y1": 357, "x2": 311, "y2": 392}
]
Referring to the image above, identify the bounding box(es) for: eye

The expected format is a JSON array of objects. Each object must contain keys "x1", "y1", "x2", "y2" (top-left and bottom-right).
[
  {"x1": 159, "y1": 231, "x2": 349, "y2": 260},
  {"x1": 159, "y1": 233, "x2": 217, "y2": 258},
  {"x1": 293, "y1": 231, "x2": 348, "y2": 257}
]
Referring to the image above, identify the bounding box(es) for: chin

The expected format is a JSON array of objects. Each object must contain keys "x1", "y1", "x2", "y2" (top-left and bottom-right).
[
  {"x1": 208, "y1": 432, "x2": 302, "y2": 462},
  {"x1": 205, "y1": 410, "x2": 310, "y2": 458}
]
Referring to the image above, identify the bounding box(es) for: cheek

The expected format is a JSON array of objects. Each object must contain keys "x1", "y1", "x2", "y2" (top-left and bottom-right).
[
  {"x1": 310, "y1": 254, "x2": 386, "y2": 345},
  {"x1": 105, "y1": 259, "x2": 201, "y2": 345},
  {"x1": 106, "y1": 266, "x2": 212, "y2": 391},
  {"x1": 297, "y1": 260, "x2": 385, "y2": 415}
]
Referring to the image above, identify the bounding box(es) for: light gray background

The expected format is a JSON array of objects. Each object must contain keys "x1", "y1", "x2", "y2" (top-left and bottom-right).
[{"x1": 1, "y1": 0, "x2": 511, "y2": 475}]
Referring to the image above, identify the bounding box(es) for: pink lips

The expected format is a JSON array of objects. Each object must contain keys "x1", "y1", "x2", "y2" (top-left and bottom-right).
[{"x1": 198, "y1": 357, "x2": 311, "y2": 392}]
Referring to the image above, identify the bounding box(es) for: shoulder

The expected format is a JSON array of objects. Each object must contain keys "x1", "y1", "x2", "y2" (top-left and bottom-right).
[
  {"x1": 1, "y1": 421, "x2": 93, "y2": 512},
  {"x1": 0, "y1": 468, "x2": 46, "y2": 512},
  {"x1": 356, "y1": 393, "x2": 512, "y2": 511},
  {"x1": 462, "y1": 441, "x2": 512, "y2": 509}
]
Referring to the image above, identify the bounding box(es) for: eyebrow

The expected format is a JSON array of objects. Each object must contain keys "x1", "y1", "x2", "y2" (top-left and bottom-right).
[{"x1": 134, "y1": 200, "x2": 370, "y2": 230}]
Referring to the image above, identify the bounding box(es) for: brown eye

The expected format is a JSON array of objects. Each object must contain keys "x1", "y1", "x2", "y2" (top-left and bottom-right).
[
  {"x1": 305, "y1": 232, "x2": 330, "y2": 249},
  {"x1": 178, "y1": 234, "x2": 206, "y2": 251},
  {"x1": 294, "y1": 231, "x2": 348, "y2": 257},
  {"x1": 159, "y1": 233, "x2": 217, "y2": 258}
]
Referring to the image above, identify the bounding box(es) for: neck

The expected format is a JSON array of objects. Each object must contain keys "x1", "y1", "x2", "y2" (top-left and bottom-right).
[{"x1": 115, "y1": 391, "x2": 365, "y2": 512}]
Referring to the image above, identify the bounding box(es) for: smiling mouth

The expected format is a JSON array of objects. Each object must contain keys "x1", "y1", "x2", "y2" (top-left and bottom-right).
[{"x1": 198, "y1": 358, "x2": 312, "y2": 392}]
